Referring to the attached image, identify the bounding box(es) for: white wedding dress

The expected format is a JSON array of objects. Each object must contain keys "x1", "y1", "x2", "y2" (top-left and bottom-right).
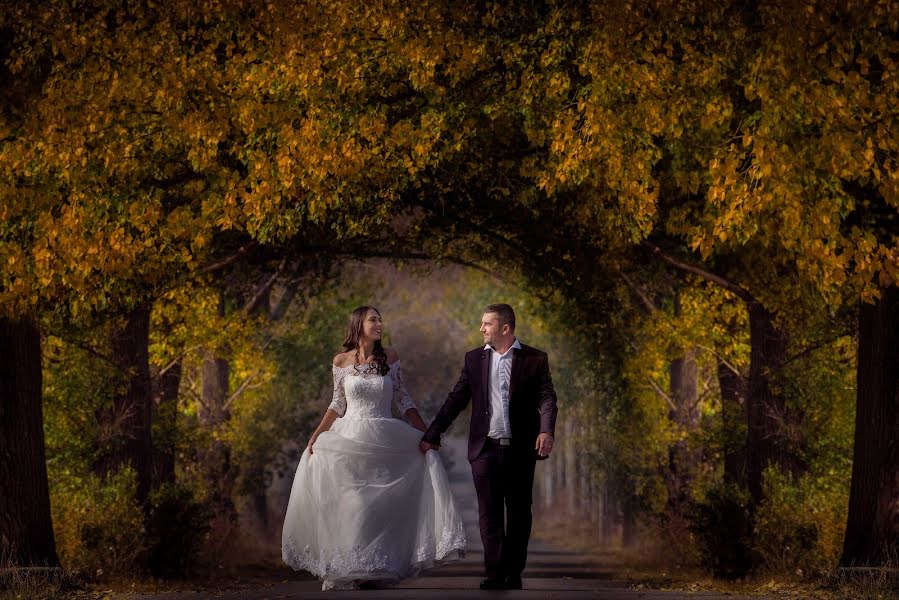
[{"x1": 282, "y1": 361, "x2": 466, "y2": 590}]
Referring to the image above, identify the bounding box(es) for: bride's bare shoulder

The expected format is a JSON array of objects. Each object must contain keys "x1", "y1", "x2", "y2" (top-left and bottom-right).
[
  {"x1": 332, "y1": 351, "x2": 354, "y2": 368},
  {"x1": 384, "y1": 347, "x2": 400, "y2": 365}
]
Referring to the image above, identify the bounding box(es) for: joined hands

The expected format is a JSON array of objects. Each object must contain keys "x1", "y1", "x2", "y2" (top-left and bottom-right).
[{"x1": 419, "y1": 440, "x2": 439, "y2": 454}]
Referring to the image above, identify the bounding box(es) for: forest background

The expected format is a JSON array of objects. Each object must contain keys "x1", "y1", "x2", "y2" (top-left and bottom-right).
[{"x1": 0, "y1": 1, "x2": 897, "y2": 597}]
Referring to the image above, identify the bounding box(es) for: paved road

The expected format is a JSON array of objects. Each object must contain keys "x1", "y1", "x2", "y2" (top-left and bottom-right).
[{"x1": 123, "y1": 437, "x2": 768, "y2": 600}]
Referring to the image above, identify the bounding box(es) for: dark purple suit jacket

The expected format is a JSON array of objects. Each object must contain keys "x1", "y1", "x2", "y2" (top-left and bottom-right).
[{"x1": 423, "y1": 343, "x2": 559, "y2": 462}]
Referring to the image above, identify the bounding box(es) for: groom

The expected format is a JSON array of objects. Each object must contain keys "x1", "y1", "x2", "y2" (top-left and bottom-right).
[{"x1": 420, "y1": 304, "x2": 558, "y2": 590}]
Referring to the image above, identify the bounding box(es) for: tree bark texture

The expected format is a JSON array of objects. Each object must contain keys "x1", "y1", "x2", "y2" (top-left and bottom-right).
[
  {"x1": 93, "y1": 303, "x2": 154, "y2": 504},
  {"x1": 0, "y1": 317, "x2": 59, "y2": 567},
  {"x1": 840, "y1": 285, "x2": 899, "y2": 567}
]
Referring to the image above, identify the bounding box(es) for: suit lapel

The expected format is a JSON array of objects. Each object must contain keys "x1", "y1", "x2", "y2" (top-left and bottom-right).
[{"x1": 507, "y1": 346, "x2": 524, "y2": 401}]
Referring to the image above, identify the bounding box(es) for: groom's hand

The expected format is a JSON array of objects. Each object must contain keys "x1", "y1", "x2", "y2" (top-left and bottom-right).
[
  {"x1": 419, "y1": 440, "x2": 439, "y2": 454},
  {"x1": 535, "y1": 432, "x2": 554, "y2": 458}
]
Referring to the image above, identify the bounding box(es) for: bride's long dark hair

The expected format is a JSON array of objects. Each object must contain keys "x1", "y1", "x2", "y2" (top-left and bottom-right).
[{"x1": 342, "y1": 306, "x2": 390, "y2": 375}]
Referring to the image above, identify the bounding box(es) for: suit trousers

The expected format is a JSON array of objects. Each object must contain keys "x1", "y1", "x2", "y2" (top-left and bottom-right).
[{"x1": 470, "y1": 437, "x2": 538, "y2": 579}]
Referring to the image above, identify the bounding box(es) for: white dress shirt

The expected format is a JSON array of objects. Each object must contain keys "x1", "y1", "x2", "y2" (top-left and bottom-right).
[{"x1": 486, "y1": 338, "x2": 521, "y2": 439}]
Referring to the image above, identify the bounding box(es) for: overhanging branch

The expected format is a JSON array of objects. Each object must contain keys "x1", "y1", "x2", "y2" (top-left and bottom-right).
[
  {"x1": 243, "y1": 257, "x2": 287, "y2": 315},
  {"x1": 642, "y1": 241, "x2": 754, "y2": 302},
  {"x1": 198, "y1": 241, "x2": 259, "y2": 274}
]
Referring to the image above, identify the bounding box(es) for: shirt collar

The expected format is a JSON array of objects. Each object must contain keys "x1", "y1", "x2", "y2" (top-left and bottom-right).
[{"x1": 485, "y1": 338, "x2": 522, "y2": 356}]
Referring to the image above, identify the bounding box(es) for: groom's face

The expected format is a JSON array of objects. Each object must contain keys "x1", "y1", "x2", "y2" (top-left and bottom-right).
[{"x1": 480, "y1": 312, "x2": 510, "y2": 346}]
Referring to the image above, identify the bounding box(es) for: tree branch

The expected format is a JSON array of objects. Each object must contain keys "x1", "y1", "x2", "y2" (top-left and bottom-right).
[
  {"x1": 69, "y1": 341, "x2": 120, "y2": 371},
  {"x1": 269, "y1": 278, "x2": 301, "y2": 323},
  {"x1": 243, "y1": 257, "x2": 287, "y2": 315},
  {"x1": 197, "y1": 241, "x2": 259, "y2": 274},
  {"x1": 620, "y1": 271, "x2": 658, "y2": 314},
  {"x1": 645, "y1": 376, "x2": 678, "y2": 412},
  {"x1": 778, "y1": 340, "x2": 834, "y2": 370},
  {"x1": 438, "y1": 212, "x2": 532, "y2": 263},
  {"x1": 156, "y1": 344, "x2": 201, "y2": 377},
  {"x1": 695, "y1": 343, "x2": 744, "y2": 377},
  {"x1": 223, "y1": 370, "x2": 259, "y2": 411},
  {"x1": 642, "y1": 241, "x2": 754, "y2": 302},
  {"x1": 296, "y1": 246, "x2": 502, "y2": 281}
]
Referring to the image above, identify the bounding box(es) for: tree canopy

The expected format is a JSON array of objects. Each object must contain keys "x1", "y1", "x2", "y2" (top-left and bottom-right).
[{"x1": 1, "y1": 0, "x2": 897, "y2": 578}]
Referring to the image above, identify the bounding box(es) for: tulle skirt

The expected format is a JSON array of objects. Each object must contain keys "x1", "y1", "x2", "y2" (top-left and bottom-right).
[{"x1": 281, "y1": 416, "x2": 466, "y2": 590}]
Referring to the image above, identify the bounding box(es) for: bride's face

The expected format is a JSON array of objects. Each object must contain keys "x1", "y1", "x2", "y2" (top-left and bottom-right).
[{"x1": 360, "y1": 309, "x2": 383, "y2": 343}]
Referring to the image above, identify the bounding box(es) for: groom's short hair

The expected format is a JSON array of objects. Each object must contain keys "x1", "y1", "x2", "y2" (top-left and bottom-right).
[{"x1": 484, "y1": 303, "x2": 516, "y2": 332}]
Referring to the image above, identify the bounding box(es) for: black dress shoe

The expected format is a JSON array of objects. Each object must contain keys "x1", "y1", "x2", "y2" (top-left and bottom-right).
[
  {"x1": 504, "y1": 575, "x2": 522, "y2": 589},
  {"x1": 479, "y1": 577, "x2": 506, "y2": 590}
]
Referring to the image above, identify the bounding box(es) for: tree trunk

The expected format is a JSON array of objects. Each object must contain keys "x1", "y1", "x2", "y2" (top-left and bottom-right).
[
  {"x1": 643, "y1": 244, "x2": 802, "y2": 504},
  {"x1": 93, "y1": 303, "x2": 153, "y2": 504},
  {"x1": 840, "y1": 285, "x2": 899, "y2": 567},
  {"x1": 0, "y1": 317, "x2": 59, "y2": 567},
  {"x1": 718, "y1": 357, "x2": 747, "y2": 487},
  {"x1": 152, "y1": 359, "x2": 181, "y2": 489},
  {"x1": 746, "y1": 301, "x2": 799, "y2": 504},
  {"x1": 666, "y1": 343, "x2": 700, "y2": 513},
  {"x1": 600, "y1": 487, "x2": 615, "y2": 544},
  {"x1": 564, "y1": 419, "x2": 576, "y2": 516},
  {"x1": 621, "y1": 494, "x2": 637, "y2": 548},
  {"x1": 252, "y1": 490, "x2": 268, "y2": 532},
  {"x1": 199, "y1": 292, "x2": 235, "y2": 517},
  {"x1": 200, "y1": 352, "x2": 235, "y2": 515}
]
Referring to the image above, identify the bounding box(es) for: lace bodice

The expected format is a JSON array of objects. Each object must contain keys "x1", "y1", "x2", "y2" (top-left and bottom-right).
[{"x1": 328, "y1": 361, "x2": 417, "y2": 419}]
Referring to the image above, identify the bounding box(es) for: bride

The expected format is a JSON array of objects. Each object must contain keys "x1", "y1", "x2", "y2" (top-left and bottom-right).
[{"x1": 282, "y1": 305, "x2": 467, "y2": 590}]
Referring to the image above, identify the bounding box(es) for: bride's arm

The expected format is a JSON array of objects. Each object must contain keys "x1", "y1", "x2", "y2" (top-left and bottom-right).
[
  {"x1": 307, "y1": 409, "x2": 339, "y2": 455},
  {"x1": 386, "y1": 349, "x2": 427, "y2": 432},
  {"x1": 404, "y1": 408, "x2": 428, "y2": 433},
  {"x1": 308, "y1": 361, "x2": 348, "y2": 454}
]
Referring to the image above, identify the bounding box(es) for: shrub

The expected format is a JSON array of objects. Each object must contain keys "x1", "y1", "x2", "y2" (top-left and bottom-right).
[
  {"x1": 752, "y1": 468, "x2": 848, "y2": 578},
  {"x1": 687, "y1": 481, "x2": 753, "y2": 579},
  {"x1": 145, "y1": 482, "x2": 212, "y2": 579},
  {"x1": 50, "y1": 468, "x2": 146, "y2": 579}
]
